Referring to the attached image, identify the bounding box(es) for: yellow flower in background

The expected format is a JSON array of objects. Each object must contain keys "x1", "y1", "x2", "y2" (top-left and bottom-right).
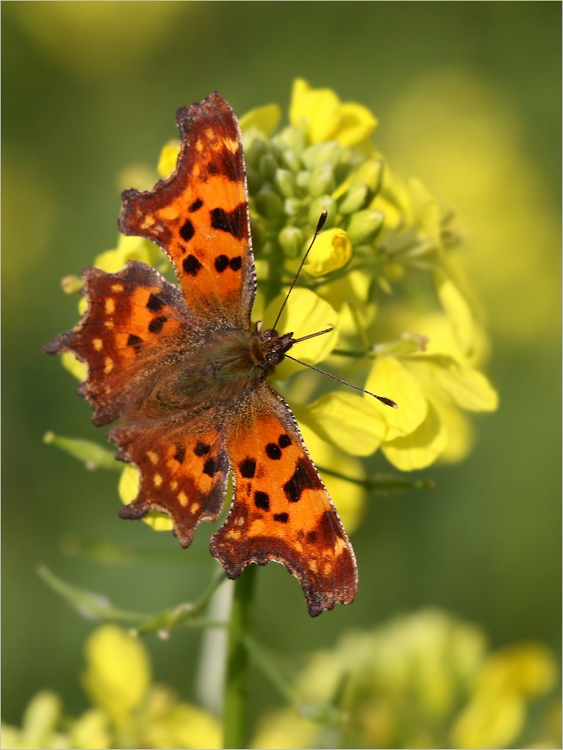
[
  {"x1": 1, "y1": 626, "x2": 221, "y2": 749},
  {"x1": 251, "y1": 609, "x2": 561, "y2": 749},
  {"x1": 82, "y1": 625, "x2": 151, "y2": 727}
]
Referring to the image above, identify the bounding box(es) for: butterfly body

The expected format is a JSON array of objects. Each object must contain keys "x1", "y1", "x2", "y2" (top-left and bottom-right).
[{"x1": 46, "y1": 92, "x2": 357, "y2": 616}]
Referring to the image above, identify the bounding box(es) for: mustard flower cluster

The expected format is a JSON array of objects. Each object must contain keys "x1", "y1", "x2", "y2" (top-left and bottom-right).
[{"x1": 253, "y1": 609, "x2": 561, "y2": 749}]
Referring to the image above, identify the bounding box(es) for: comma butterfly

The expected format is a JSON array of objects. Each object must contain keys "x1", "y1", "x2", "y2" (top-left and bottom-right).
[{"x1": 46, "y1": 93, "x2": 365, "y2": 616}]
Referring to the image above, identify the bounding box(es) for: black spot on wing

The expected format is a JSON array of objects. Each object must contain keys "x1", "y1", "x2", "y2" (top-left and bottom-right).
[
  {"x1": 194, "y1": 442, "x2": 210, "y2": 456},
  {"x1": 183, "y1": 254, "x2": 202, "y2": 276},
  {"x1": 148, "y1": 316, "x2": 167, "y2": 334},
  {"x1": 146, "y1": 293, "x2": 164, "y2": 312},
  {"x1": 273, "y1": 512, "x2": 289, "y2": 523},
  {"x1": 254, "y1": 491, "x2": 270, "y2": 511},
  {"x1": 283, "y1": 457, "x2": 321, "y2": 503},
  {"x1": 179, "y1": 219, "x2": 195, "y2": 242},
  {"x1": 278, "y1": 434, "x2": 291, "y2": 448},
  {"x1": 215, "y1": 255, "x2": 229, "y2": 273},
  {"x1": 239, "y1": 458, "x2": 256, "y2": 478},
  {"x1": 229, "y1": 256, "x2": 242, "y2": 271},
  {"x1": 127, "y1": 333, "x2": 142, "y2": 349},
  {"x1": 210, "y1": 205, "x2": 246, "y2": 240},
  {"x1": 174, "y1": 447, "x2": 186, "y2": 464},
  {"x1": 189, "y1": 198, "x2": 203, "y2": 212},
  {"x1": 266, "y1": 443, "x2": 282, "y2": 460},
  {"x1": 203, "y1": 457, "x2": 216, "y2": 477}
]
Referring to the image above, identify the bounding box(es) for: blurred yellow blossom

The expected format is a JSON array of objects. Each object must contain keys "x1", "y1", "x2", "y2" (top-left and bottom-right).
[
  {"x1": 1, "y1": 626, "x2": 221, "y2": 749},
  {"x1": 251, "y1": 609, "x2": 561, "y2": 749}
]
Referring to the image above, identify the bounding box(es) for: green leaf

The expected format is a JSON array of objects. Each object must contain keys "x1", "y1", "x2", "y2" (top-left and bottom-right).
[{"x1": 43, "y1": 432, "x2": 119, "y2": 470}]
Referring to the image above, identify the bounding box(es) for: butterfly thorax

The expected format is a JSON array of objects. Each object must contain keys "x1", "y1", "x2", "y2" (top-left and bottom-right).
[{"x1": 143, "y1": 327, "x2": 294, "y2": 418}]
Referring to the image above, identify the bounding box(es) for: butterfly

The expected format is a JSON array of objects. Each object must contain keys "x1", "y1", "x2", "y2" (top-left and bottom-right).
[{"x1": 46, "y1": 92, "x2": 361, "y2": 617}]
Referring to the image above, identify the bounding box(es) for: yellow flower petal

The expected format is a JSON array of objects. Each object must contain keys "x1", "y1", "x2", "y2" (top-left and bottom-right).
[
  {"x1": 119, "y1": 465, "x2": 173, "y2": 532},
  {"x1": 297, "y1": 419, "x2": 367, "y2": 533},
  {"x1": 303, "y1": 228, "x2": 352, "y2": 277},
  {"x1": 94, "y1": 234, "x2": 161, "y2": 273},
  {"x1": 62, "y1": 351, "x2": 87, "y2": 381},
  {"x1": 240, "y1": 103, "x2": 281, "y2": 137},
  {"x1": 335, "y1": 102, "x2": 378, "y2": 147},
  {"x1": 433, "y1": 271, "x2": 477, "y2": 358},
  {"x1": 251, "y1": 707, "x2": 317, "y2": 750},
  {"x1": 382, "y1": 400, "x2": 448, "y2": 471},
  {"x1": 289, "y1": 79, "x2": 341, "y2": 143},
  {"x1": 450, "y1": 692, "x2": 524, "y2": 749},
  {"x1": 298, "y1": 391, "x2": 386, "y2": 457},
  {"x1": 157, "y1": 141, "x2": 180, "y2": 179},
  {"x1": 263, "y1": 288, "x2": 339, "y2": 379},
  {"x1": 365, "y1": 356, "x2": 427, "y2": 440},
  {"x1": 82, "y1": 625, "x2": 151, "y2": 726},
  {"x1": 406, "y1": 355, "x2": 498, "y2": 412},
  {"x1": 145, "y1": 702, "x2": 222, "y2": 749}
]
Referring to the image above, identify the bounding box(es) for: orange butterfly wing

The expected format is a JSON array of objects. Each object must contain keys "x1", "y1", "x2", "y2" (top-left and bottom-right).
[
  {"x1": 119, "y1": 92, "x2": 255, "y2": 329},
  {"x1": 46, "y1": 93, "x2": 359, "y2": 616},
  {"x1": 211, "y1": 382, "x2": 358, "y2": 617}
]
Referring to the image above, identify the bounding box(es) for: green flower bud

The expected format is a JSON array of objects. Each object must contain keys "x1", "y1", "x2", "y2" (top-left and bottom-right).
[
  {"x1": 296, "y1": 170, "x2": 311, "y2": 189},
  {"x1": 245, "y1": 137, "x2": 266, "y2": 170},
  {"x1": 308, "y1": 195, "x2": 337, "y2": 228},
  {"x1": 274, "y1": 168, "x2": 296, "y2": 198},
  {"x1": 284, "y1": 197, "x2": 305, "y2": 217},
  {"x1": 353, "y1": 159, "x2": 383, "y2": 193},
  {"x1": 259, "y1": 153, "x2": 278, "y2": 182},
  {"x1": 281, "y1": 149, "x2": 302, "y2": 174},
  {"x1": 346, "y1": 209, "x2": 384, "y2": 244},
  {"x1": 301, "y1": 141, "x2": 341, "y2": 170},
  {"x1": 339, "y1": 183, "x2": 369, "y2": 214},
  {"x1": 273, "y1": 126, "x2": 307, "y2": 155},
  {"x1": 278, "y1": 226, "x2": 305, "y2": 259},
  {"x1": 308, "y1": 164, "x2": 336, "y2": 199},
  {"x1": 254, "y1": 186, "x2": 284, "y2": 219},
  {"x1": 245, "y1": 166, "x2": 263, "y2": 194},
  {"x1": 250, "y1": 217, "x2": 268, "y2": 252}
]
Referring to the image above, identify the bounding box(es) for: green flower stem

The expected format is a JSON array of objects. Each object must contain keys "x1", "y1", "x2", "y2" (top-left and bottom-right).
[
  {"x1": 223, "y1": 565, "x2": 257, "y2": 748},
  {"x1": 317, "y1": 467, "x2": 435, "y2": 493}
]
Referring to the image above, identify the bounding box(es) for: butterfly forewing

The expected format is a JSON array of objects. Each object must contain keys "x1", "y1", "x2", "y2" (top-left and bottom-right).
[{"x1": 119, "y1": 92, "x2": 255, "y2": 330}]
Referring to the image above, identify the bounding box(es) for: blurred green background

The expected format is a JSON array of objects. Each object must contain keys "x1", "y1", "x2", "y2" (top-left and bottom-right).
[{"x1": 3, "y1": 0, "x2": 561, "y2": 732}]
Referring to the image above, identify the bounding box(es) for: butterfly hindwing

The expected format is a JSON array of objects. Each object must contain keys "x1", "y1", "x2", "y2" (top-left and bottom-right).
[
  {"x1": 45, "y1": 261, "x2": 194, "y2": 426},
  {"x1": 210, "y1": 382, "x2": 358, "y2": 617}
]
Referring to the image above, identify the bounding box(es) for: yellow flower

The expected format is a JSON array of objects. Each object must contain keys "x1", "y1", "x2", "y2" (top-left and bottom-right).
[
  {"x1": 289, "y1": 78, "x2": 377, "y2": 146},
  {"x1": 82, "y1": 625, "x2": 151, "y2": 727},
  {"x1": 303, "y1": 227, "x2": 353, "y2": 277}
]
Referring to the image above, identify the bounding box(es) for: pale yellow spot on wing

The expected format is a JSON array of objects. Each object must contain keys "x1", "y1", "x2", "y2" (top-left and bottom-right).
[
  {"x1": 93, "y1": 338, "x2": 103, "y2": 351},
  {"x1": 111, "y1": 283, "x2": 124, "y2": 292},
  {"x1": 159, "y1": 205, "x2": 180, "y2": 221},
  {"x1": 104, "y1": 320, "x2": 114, "y2": 328},
  {"x1": 309, "y1": 559, "x2": 318, "y2": 573},
  {"x1": 105, "y1": 298, "x2": 115, "y2": 315},
  {"x1": 104, "y1": 357, "x2": 114, "y2": 374},
  {"x1": 153, "y1": 474, "x2": 163, "y2": 487},
  {"x1": 192, "y1": 163, "x2": 201, "y2": 178},
  {"x1": 236, "y1": 517, "x2": 245, "y2": 527},
  {"x1": 146, "y1": 451, "x2": 158, "y2": 465},
  {"x1": 223, "y1": 137, "x2": 239, "y2": 154},
  {"x1": 226, "y1": 529, "x2": 242, "y2": 541},
  {"x1": 141, "y1": 216, "x2": 155, "y2": 229},
  {"x1": 178, "y1": 491, "x2": 188, "y2": 507},
  {"x1": 191, "y1": 502, "x2": 201, "y2": 514},
  {"x1": 170, "y1": 480, "x2": 178, "y2": 491},
  {"x1": 196, "y1": 139, "x2": 204, "y2": 152},
  {"x1": 333, "y1": 537, "x2": 347, "y2": 556}
]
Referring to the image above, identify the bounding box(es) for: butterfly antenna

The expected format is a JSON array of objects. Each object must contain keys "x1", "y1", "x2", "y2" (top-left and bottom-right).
[
  {"x1": 271, "y1": 211, "x2": 328, "y2": 332},
  {"x1": 285, "y1": 353, "x2": 398, "y2": 409}
]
